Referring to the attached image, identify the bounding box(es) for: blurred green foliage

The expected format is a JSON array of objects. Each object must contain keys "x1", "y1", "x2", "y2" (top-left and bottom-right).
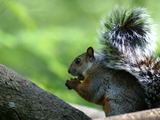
[{"x1": 0, "y1": 0, "x2": 160, "y2": 109}]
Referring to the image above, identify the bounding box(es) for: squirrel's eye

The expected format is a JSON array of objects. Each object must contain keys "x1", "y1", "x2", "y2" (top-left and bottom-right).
[{"x1": 75, "y1": 58, "x2": 81, "y2": 64}]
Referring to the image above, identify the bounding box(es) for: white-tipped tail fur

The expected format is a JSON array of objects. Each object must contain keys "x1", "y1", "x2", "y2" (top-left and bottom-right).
[{"x1": 100, "y1": 7, "x2": 157, "y2": 63}]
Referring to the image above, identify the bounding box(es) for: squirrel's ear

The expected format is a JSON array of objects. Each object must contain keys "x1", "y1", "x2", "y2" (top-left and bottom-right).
[{"x1": 87, "y1": 47, "x2": 94, "y2": 58}]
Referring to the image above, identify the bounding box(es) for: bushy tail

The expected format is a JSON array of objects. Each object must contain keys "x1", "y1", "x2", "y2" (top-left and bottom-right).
[
  {"x1": 100, "y1": 7, "x2": 156, "y2": 61},
  {"x1": 99, "y1": 7, "x2": 160, "y2": 108}
]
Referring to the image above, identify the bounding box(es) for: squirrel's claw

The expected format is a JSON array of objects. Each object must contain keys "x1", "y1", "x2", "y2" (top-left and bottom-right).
[{"x1": 65, "y1": 80, "x2": 72, "y2": 90}]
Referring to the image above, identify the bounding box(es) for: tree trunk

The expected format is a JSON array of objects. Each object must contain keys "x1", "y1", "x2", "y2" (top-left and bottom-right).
[{"x1": 0, "y1": 64, "x2": 91, "y2": 120}]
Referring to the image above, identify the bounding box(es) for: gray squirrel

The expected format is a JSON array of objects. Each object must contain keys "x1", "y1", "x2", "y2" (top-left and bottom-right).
[{"x1": 65, "y1": 7, "x2": 160, "y2": 117}]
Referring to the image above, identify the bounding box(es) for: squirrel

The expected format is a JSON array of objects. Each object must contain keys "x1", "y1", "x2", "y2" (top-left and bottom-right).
[{"x1": 65, "y1": 7, "x2": 160, "y2": 117}]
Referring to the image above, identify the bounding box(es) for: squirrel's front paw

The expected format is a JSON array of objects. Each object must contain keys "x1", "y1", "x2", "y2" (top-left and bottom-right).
[{"x1": 65, "y1": 78, "x2": 80, "y2": 90}]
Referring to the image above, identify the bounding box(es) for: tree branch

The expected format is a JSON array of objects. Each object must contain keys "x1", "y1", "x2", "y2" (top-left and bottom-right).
[
  {"x1": 0, "y1": 64, "x2": 91, "y2": 120},
  {"x1": 95, "y1": 108, "x2": 160, "y2": 120}
]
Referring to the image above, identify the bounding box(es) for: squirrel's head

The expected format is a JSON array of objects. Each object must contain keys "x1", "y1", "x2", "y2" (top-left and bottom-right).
[{"x1": 68, "y1": 47, "x2": 95, "y2": 80}]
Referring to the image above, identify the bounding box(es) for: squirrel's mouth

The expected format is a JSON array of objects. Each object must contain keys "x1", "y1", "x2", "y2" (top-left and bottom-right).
[{"x1": 77, "y1": 74, "x2": 85, "y2": 81}]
